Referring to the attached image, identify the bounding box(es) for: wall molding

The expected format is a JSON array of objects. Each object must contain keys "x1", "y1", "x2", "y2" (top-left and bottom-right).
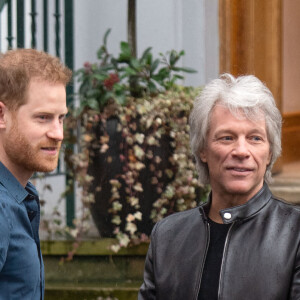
[{"x1": 282, "y1": 111, "x2": 300, "y2": 163}]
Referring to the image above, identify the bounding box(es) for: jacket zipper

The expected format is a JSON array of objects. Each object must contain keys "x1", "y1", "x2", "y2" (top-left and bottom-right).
[
  {"x1": 217, "y1": 221, "x2": 236, "y2": 299},
  {"x1": 194, "y1": 221, "x2": 210, "y2": 300}
]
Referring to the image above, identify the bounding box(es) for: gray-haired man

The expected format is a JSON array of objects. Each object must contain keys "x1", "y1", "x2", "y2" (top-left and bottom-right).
[{"x1": 139, "y1": 74, "x2": 300, "y2": 300}]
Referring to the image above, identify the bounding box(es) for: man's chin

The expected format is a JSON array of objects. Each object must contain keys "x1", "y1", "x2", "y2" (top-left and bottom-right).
[
  {"x1": 225, "y1": 181, "x2": 262, "y2": 197},
  {"x1": 30, "y1": 160, "x2": 59, "y2": 173},
  {"x1": 36, "y1": 167, "x2": 58, "y2": 173}
]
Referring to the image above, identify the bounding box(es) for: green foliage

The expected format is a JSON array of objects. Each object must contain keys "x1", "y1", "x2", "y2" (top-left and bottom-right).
[{"x1": 75, "y1": 29, "x2": 196, "y2": 113}]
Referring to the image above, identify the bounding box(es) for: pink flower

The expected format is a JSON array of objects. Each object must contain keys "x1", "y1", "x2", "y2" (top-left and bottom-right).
[{"x1": 83, "y1": 62, "x2": 92, "y2": 74}]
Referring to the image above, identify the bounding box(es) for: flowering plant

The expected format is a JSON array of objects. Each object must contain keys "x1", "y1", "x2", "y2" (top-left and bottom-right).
[
  {"x1": 75, "y1": 29, "x2": 196, "y2": 112},
  {"x1": 64, "y1": 30, "x2": 208, "y2": 252}
]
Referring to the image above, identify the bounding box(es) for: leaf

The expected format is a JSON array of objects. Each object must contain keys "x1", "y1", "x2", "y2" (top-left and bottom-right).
[
  {"x1": 44, "y1": 184, "x2": 52, "y2": 192},
  {"x1": 133, "y1": 145, "x2": 145, "y2": 160},
  {"x1": 85, "y1": 98, "x2": 99, "y2": 110},
  {"x1": 93, "y1": 74, "x2": 108, "y2": 81},
  {"x1": 145, "y1": 52, "x2": 153, "y2": 65},
  {"x1": 100, "y1": 63, "x2": 115, "y2": 72},
  {"x1": 169, "y1": 50, "x2": 178, "y2": 66},
  {"x1": 115, "y1": 95, "x2": 127, "y2": 106},
  {"x1": 172, "y1": 66, "x2": 197, "y2": 73},
  {"x1": 103, "y1": 28, "x2": 111, "y2": 46},
  {"x1": 172, "y1": 74, "x2": 184, "y2": 80},
  {"x1": 119, "y1": 41, "x2": 132, "y2": 61},
  {"x1": 153, "y1": 68, "x2": 169, "y2": 82},
  {"x1": 124, "y1": 67, "x2": 137, "y2": 76},
  {"x1": 112, "y1": 215, "x2": 122, "y2": 225},
  {"x1": 111, "y1": 244, "x2": 121, "y2": 253},
  {"x1": 118, "y1": 233, "x2": 130, "y2": 247},
  {"x1": 148, "y1": 80, "x2": 158, "y2": 94},
  {"x1": 179, "y1": 50, "x2": 185, "y2": 56},
  {"x1": 133, "y1": 183, "x2": 143, "y2": 192},
  {"x1": 126, "y1": 214, "x2": 135, "y2": 222},
  {"x1": 112, "y1": 201, "x2": 122, "y2": 211},
  {"x1": 134, "y1": 211, "x2": 142, "y2": 221},
  {"x1": 83, "y1": 134, "x2": 93, "y2": 142},
  {"x1": 127, "y1": 197, "x2": 139, "y2": 206},
  {"x1": 150, "y1": 59, "x2": 160, "y2": 73},
  {"x1": 141, "y1": 47, "x2": 152, "y2": 61},
  {"x1": 111, "y1": 58, "x2": 119, "y2": 68},
  {"x1": 86, "y1": 88, "x2": 99, "y2": 98},
  {"x1": 130, "y1": 58, "x2": 141, "y2": 70},
  {"x1": 103, "y1": 92, "x2": 114, "y2": 101},
  {"x1": 180, "y1": 67, "x2": 198, "y2": 73},
  {"x1": 125, "y1": 222, "x2": 137, "y2": 235},
  {"x1": 165, "y1": 169, "x2": 174, "y2": 178},
  {"x1": 134, "y1": 133, "x2": 145, "y2": 144},
  {"x1": 114, "y1": 83, "x2": 126, "y2": 94},
  {"x1": 53, "y1": 219, "x2": 62, "y2": 225},
  {"x1": 118, "y1": 54, "x2": 131, "y2": 63},
  {"x1": 97, "y1": 47, "x2": 105, "y2": 59},
  {"x1": 87, "y1": 99, "x2": 99, "y2": 110}
]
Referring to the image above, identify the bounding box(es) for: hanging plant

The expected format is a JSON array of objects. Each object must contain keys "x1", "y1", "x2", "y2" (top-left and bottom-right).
[{"x1": 63, "y1": 30, "x2": 208, "y2": 252}]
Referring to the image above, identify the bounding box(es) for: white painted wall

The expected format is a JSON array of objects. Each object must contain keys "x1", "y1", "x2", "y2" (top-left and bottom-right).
[
  {"x1": 0, "y1": 0, "x2": 219, "y2": 227},
  {"x1": 73, "y1": 0, "x2": 219, "y2": 87}
]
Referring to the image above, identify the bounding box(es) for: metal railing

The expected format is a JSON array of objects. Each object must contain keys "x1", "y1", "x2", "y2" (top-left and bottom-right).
[{"x1": 0, "y1": 0, "x2": 75, "y2": 226}]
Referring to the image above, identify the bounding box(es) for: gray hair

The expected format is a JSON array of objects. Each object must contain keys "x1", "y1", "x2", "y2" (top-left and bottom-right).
[{"x1": 189, "y1": 73, "x2": 282, "y2": 184}]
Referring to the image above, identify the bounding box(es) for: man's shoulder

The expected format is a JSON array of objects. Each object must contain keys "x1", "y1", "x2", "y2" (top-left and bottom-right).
[
  {"x1": 0, "y1": 183, "x2": 12, "y2": 201},
  {"x1": 0, "y1": 181, "x2": 24, "y2": 209},
  {"x1": 0, "y1": 184, "x2": 12, "y2": 229},
  {"x1": 270, "y1": 195, "x2": 300, "y2": 214},
  {"x1": 267, "y1": 195, "x2": 300, "y2": 226},
  {"x1": 154, "y1": 206, "x2": 204, "y2": 233}
]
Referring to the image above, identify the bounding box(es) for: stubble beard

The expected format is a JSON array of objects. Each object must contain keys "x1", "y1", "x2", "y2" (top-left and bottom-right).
[{"x1": 4, "y1": 122, "x2": 61, "y2": 173}]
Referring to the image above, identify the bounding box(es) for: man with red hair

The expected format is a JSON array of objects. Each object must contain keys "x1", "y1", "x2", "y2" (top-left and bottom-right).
[{"x1": 0, "y1": 49, "x2": 71, "y2": 300}]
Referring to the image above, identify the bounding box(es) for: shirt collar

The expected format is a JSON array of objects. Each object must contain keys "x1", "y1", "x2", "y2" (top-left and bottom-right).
[
  {"x1": 0, "y1": 161, "x2": 38, "y2": 204},
  {"x1": 200, "y1": 182, "x2": 272, "y2": 224}
]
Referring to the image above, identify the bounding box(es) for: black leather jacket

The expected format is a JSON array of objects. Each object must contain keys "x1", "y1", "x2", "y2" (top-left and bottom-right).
[{"x1": 138, "y1": 183, "x2": 300, "y2": 299}]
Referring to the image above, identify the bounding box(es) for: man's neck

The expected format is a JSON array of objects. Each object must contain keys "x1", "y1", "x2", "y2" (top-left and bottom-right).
[{"x1": 208, "y1": 205, "x2": 225, "y2": 224}]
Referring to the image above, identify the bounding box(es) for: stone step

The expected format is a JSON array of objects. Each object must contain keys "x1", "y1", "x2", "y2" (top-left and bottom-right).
[
  {"x1": 45, "y1": 284, "x2": 139, "y2": 300},
  {"x1": 42, "y1": 240, "x2": 147, "y2": 300},
  {"x1": 269, "y1": 177, "x2": 300, "y2": 205}
]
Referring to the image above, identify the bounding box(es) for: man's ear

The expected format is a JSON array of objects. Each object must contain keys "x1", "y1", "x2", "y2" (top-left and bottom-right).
[
  {"x1": 267, "y1": 151, "x2": 272, "y2": 165},
  {"x1": 199, "y1": 150, "x2": 207, "y2": 163},
  {"x1": 0, "y1": 102, "x2": 8, "y2": 129}
]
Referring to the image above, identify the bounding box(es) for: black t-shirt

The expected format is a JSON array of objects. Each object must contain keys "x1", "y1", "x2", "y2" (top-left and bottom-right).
[{"x1": 198, "y1": 218, "x2": 231, "y2": 300}]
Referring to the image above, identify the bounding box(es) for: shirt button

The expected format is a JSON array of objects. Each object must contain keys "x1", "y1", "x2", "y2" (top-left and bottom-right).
[{"x1": 224, "y1": 212, "x2": 232, "y2": 220}]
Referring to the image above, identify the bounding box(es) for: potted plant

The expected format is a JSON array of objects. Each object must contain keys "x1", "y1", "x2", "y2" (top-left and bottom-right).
[{"x1": 65, "y1": 30, "x2": 207, "y2": 252}]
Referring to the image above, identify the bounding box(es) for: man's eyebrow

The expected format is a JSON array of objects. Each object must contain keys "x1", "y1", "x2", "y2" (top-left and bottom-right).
[
  {"x1": 246, "y1": 127, "x2": 268, "y2": 135},
  {"x1": 214, "y1": 128, "x2": 267, "y2": 135},
  {"x1": 213, "y1": 129, "x2": 235, "y2": 135},
  {"x1": 33, "y1": 109, "x2": 69, "y2": 116}
]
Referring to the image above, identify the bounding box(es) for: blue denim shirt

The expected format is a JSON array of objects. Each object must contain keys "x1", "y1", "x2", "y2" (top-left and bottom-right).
[{"x1": 0, "y1": 162, "x2": 44, "y2": 300}]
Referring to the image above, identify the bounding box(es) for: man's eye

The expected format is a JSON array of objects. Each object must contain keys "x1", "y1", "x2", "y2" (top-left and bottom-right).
[
  {"x1": 221, "y1": 136, "x2": 232, "y2": 141},
  {"x1": 59, "y1": 115, "x2": 66, "y2": 121},
  {"x1": 251, "y1": 136, "x2": 262, "y2": 141},
  {"x1": 38, "y1": 115, "x2": 48, "y2": 120}
]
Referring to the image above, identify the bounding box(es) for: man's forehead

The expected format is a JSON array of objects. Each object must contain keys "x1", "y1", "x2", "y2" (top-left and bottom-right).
[
  {"x1": 20, "y1": 80, "x2": 67, "y2": 111},
  {"x1": 211, "y1": 103, "x2": 266, "y2": 122},
  {"x1": 28, "y1": 77, "x2": 65, "y2": 87}
]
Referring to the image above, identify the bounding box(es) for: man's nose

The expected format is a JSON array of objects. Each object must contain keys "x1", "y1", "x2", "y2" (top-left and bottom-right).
[
  {"x1": 232, "y1": 138, "x2": 250, "y2": 158},
  {"x1": 46, "y1": 121, "x2": 64, "y2": 141}
]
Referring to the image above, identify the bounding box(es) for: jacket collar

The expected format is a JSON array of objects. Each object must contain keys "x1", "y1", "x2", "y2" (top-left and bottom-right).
[{"x1": 200, "y1": 182, "x2": 273, "y2": 224}]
